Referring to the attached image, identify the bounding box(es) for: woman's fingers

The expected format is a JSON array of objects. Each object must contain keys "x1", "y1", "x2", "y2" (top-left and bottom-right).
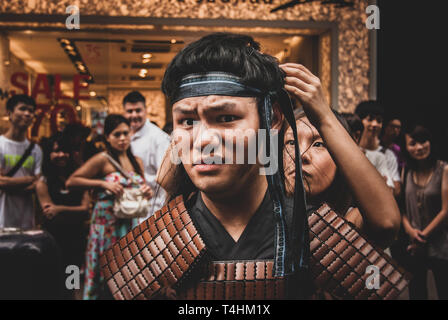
[
  {"x1": 280, "y1": 63, "x2": 319, "y2": 85},
  {"x1": 140, "y1": 184, "x2": 154, "y2": 199}
]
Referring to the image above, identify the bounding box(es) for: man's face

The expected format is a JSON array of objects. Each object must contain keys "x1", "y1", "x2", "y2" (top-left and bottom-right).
[
  {"x1": 123, "y1": 101, "x2": 146, "y2": 133},
  {"x1": 384, "y1": 119, "x2": 402, "y2": 140},
  {"x1": 172, "y1": 95, "x2": 261, "y2": 197},
  {"x1": 8, "y1": 102, "x2": 35, "y2": 129},
  {"x1": 361, "y1": 114, "x2": 383, "y2": 137}
]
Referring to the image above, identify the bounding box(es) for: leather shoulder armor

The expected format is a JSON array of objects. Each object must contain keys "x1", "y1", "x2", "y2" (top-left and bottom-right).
[{"x1": 100, "y1": 197, "x2": 410, "y2": 300}]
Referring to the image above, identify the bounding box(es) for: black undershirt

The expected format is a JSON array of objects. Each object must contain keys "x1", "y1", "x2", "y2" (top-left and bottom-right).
[{"x1": 187, "y1": 191, "x2": 294, "y2": 261}]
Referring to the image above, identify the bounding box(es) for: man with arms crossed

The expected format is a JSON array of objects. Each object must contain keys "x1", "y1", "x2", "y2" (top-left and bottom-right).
[{"x1": 0, "y1": 94, "x2": 42, "y2": 229}]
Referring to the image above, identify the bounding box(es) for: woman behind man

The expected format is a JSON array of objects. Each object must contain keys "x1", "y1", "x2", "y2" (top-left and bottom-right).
[
  {"x1": 401, "y1": 124, "x2": 448, "y2": 300},
  {"x1": 66, "y1": 114, "x2": 153, "y2": 300},
  {"x1": 281, "y1": 63, "x2": 400, "y2": 249},
  {"x1": 37, "y1": 133, "x2": 90, "y2": 299}
]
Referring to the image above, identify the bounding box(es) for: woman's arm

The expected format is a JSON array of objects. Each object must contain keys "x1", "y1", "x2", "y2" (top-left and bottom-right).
[
  {"x1": 36, "y1": 178, "x2": 53, "y2": 207},
  {"x1": 422, "y1": 165, "x2": 448, "y2": 237},
  {"x1": 280, "y1": 63, "x2": 400, "y2": 247},
  {"x1": 37, "y1": 180, "x2": 91, "y2": 218},
  {"x1": 66, "y1": 153, "x2": 106, "y2": 189}
]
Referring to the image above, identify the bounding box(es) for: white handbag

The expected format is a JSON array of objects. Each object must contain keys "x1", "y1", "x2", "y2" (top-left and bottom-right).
[{"x1": 102, "y1": 153, "x2": 149, "y2": 219}]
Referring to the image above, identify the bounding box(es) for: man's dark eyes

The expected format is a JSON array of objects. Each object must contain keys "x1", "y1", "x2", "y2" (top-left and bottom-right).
[
  {"x1": 217, "y1": 115, "x2": 237, "y2": 123},
  {"x1": 181, "y1": 119, "x2": 195, "y2": 126}
]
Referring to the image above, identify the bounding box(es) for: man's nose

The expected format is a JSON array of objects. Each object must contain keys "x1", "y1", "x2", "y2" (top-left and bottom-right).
[{"x1": 193, "y1": 124, "x2": 221, "y2": 151}]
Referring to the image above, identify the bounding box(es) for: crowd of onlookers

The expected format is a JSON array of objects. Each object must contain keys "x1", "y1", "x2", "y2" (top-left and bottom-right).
[
  {"x1": 0, "y1": 91, "x2": 446, "y2": 300},
  {"x1": 0, "y1": 91, "x2": 170, "y2": 299},
  {"x1": 342, "y1": 101, "x2": 448, "y2": 300}
]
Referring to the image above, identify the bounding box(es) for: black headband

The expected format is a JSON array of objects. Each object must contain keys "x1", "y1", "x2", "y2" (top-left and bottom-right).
[{"x1": 171, "y1": 72, "x2": 262, "y2": 104}]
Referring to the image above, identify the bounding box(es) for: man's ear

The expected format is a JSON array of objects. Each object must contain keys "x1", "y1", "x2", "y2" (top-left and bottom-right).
[{"x1": 271, "y1": 102, "x2": 284, "y2": 131}]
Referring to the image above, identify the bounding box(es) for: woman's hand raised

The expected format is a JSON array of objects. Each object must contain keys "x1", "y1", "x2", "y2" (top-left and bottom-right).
[{"x1": 280, "y1": 63, "x2": 331, "y2": 128}]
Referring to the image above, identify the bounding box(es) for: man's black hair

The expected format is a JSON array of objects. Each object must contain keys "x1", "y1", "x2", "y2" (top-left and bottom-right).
[
  {"x1": 383, "y1": 113, "x2": 402, "y2": 127},
  {"x1": 123, "y1": 91, "x2": 146, "y2": 106},
  {"x1": 6, "y1": 94, "x2": 36, "y2": 112},
  {"x1": 354, "y1": 100, "x2": 384, "y2": 120},
  {"x1": 162, "y1": 33, "x2": 285, "y2": 103}
]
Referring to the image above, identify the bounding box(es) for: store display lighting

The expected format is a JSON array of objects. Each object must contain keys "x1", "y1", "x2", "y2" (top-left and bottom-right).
[{"x1": 138, "y1": 68, "x2": 148, "y2": 78}]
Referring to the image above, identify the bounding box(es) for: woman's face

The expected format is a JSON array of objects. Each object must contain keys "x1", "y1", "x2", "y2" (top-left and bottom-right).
[
  {"x1": 284, "y1": 116, "x2": 337, "y2": 198},
  {"x1": 405, "y1": 134, "x2": 431, "y2": 161},
  {"x1": 106, "y1": 122, "x2": 131, "y2": 152},
  {"x1": 50, "y1": 142, "x2": 69, "y2": 167}
]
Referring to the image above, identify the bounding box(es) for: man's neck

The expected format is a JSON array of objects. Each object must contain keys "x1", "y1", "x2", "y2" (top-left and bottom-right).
[
  {"x1": 200, "y1": 171, "x2": 268, "y2": 242},
  {"x1": 132, "y1": 120, "x2": 146, "y2": 135},
  {"x1": 359, "y1": 133, "x2": 379, "y2": 151},
  {"x1": 4, "y1": 126, "x2": 27, "y2": 142}
]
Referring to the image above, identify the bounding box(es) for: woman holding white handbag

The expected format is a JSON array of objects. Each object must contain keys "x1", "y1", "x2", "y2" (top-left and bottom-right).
[{"x1": 66, "y1": 114, "x2": 153, "y2": 300}]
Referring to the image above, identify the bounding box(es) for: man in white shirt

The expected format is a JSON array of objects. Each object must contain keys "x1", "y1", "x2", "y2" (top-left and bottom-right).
[
  {"x1": 355, "y1": 101, "x2": 399, "y2": 192},
  {"x1": 0, "y1": 95, "x2": 42, "y2": 229},
  {"x1": 122, "y1": 91, "x2": 170, "y2": 222}
]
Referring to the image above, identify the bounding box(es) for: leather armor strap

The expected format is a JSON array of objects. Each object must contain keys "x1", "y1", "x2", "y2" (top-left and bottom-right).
[{"x1": 100, "y1": 197, "x2": 410, "y2": 300}]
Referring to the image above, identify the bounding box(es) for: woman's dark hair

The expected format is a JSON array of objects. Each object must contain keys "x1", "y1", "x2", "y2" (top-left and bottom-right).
[
  {"x1": 41, "y1": 133, "x2": 75, "y2": 179},
  {"x1": 403, "y1": 124, "x2": 437, "y2": 170},
  {"x1": 341, "y1": 112, "x2": 364, "y2": 138},
  {"x1": 104, "y1": 114, "x2": 143, "y2": 177},
  {"x1": 162, "y1": 33, "x2": 285, "y2": 103}
]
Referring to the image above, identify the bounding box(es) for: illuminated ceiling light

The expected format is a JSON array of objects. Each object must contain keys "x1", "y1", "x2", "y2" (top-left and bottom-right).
[
  {"x1": 89, "y1": 91, "x2": 96, "y2": 97},
  {"x1": 138, "y1": 68, "x2": 148, "y2": 78},
  {"x1": 142, "y1": 53, "x2": 152, "y2": 59},
  {"x1": 4, "y1": 60, "x2": 10, "y2": 66},
  {"x1": 76, "y1": 105, "x2": 81, "y2": 111},
  {"x1": 170, "y1": 39, "x2": 177, "y2": 44},
  {"x1": 68, "y1": 50, "x2": 76, "y2": 56},
  {"x1": 65, "y1": 45, "x2": 74, "y2": 51},
  {"x1": 61, "y1": 39, "x2": 70, "y2": 44},
  {"x1": 142, "y1": 58, "x2": 151, "y2": 64},
  {"x1": 23, "y1": 30, "x2": 33, "y2": 34}
]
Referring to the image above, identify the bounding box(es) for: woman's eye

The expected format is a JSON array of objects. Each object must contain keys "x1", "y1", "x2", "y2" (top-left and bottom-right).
[
  {"x1": 217, "y1": 115, "x2": 237, "y2": 123},
  {"x1": 285, "y1": 140, "x2": 295, "y2": 146},
  {"x1": 313, "y1": 141, "x2": 325, "y2": 148}
]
